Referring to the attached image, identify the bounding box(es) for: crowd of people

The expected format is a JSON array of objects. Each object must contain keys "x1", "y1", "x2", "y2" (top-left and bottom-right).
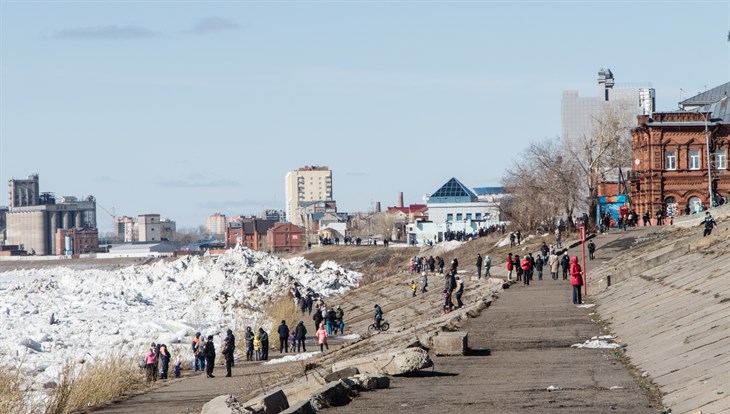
[{"x1": 145, "y1": 208, "x2": 723, "y2": 383}]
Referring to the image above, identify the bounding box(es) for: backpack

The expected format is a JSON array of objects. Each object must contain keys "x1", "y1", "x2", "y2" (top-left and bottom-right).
[{"x1": 195, "y1": 341, "x2": 205, "y2": 357}]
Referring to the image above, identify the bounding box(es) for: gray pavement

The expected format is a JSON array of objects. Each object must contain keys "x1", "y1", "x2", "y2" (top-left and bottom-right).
[{"x1": 325, "y1": 278, "x2": 658, "y2": 414}]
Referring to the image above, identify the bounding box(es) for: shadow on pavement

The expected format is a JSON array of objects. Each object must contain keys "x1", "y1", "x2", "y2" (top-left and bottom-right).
[{"x1": 397, "y1": 370, "x2": 459, "y2": 378}]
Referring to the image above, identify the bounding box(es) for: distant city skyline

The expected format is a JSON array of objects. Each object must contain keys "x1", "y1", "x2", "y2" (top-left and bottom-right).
[{"x1": 1, "y1": 1, "x2": 728, "y2": 233}]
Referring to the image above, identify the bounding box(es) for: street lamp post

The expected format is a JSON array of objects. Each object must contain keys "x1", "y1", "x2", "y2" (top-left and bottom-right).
[
  {"x1": 703, "y1": 96, "x2": 728, "y2": 208},
  {"x1": 703, "y1": 111, "x2": 713, "y2": 207}
]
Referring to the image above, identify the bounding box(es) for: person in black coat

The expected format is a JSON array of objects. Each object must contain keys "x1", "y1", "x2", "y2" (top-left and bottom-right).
[
  {"x1": 225, "y1": 329, "x2": 235, "y2": 367},
  {"x1": 295, "y1": 321, "x2": 307, "y2": 352},
  {"x1": 313, "y1": 309, "x2": 323, "y2": 333},
  {"x1": 278, "y1": 320, "x2": 290, "y2": 353},
  {"x1": 221, "y1": 337, "x2": 233, "y2": 377},
  {"x1": 561, "y1": 254, "x2": 570, "y2": 280},
  {"x1": 258, "y1": 328, "x2": 269, "y2": 360},
  {"x1": 204, "y1": 335, "x2": 216, "y2": 378}
]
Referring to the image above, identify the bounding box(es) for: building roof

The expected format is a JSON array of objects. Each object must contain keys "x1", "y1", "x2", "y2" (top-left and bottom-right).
[
  {"x1": 473, "y1": 187, "x2": 505, "y2": 195},
  {"x1": 429, "y1": 178, "x2": 478, "y2": 204},
  {"x1": 680, "y1": 82, "x2": 730, "y2": 123},
  {"x1": 386, "y1": 204, "x2": 428, "y2": 215},
  {"x1": 680, "y1": 82, "x2": 729, "y2": 107},
  {"x1": 183, "y1": 240, "x2": 225, "y2": 250},
  {"x1": 109, "y1": 242, "x2": 178, "y2": 253},
  {"x1": 228, "y1": 219, "x2": 277, "y2": 234}
]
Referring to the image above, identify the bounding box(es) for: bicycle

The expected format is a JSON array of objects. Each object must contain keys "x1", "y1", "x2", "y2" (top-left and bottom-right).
[{"x1": 367, "y1": 319, "x2": 390, "y2": 333}]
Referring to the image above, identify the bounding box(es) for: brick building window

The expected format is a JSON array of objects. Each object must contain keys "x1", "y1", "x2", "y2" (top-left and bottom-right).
[
  {"x1": 689, "y1": 150, "x2": 701, "y2": 170},
  {"x1": 665, "y1": 150, "x2": 676, "y2": 170},
  {"x1": 715, "y1": 150, "x2": 727, "y2": 170}
]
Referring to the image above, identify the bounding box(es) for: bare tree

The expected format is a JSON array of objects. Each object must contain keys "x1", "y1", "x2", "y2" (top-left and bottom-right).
[
  {"x1": 501, "y1": 137, "x2": 581, "y2": 232},
  {"x1": 566, "y1": 105, "x2": 634, "y2": 226},
  {"x1": 370, "y1": 212, "x2": 397, "y2": 241}
]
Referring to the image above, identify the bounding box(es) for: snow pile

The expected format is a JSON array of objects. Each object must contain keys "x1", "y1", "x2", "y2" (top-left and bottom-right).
[
  {"x1": 571, "y1": 335, "x2": 622, "y2": 349},
  {"x1": 420, "y1": 240, "x2": 463, "y2": 257},
  {"x1": 262, "y1": 351, "x2": 321, "y2": 365},
  {"x1": 0, "y1": 246, "x2": 362, "y2": 389}
]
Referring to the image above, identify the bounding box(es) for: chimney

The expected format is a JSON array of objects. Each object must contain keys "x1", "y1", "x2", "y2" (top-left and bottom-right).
[
  {"x1": 398, "y1": 192, "x2": 404, "y2": 208},
  {"x1": 375, "y1": 202, "x2": 381, "y2": 213}
]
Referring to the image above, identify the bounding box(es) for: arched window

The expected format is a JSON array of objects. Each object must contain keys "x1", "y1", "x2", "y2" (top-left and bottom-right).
[
  {"x1": 664, "y1": 197, "x2": 678, "y2": 218},
  {"x1": 688, "y1": 197, "x2": 702, "y2": 214}
]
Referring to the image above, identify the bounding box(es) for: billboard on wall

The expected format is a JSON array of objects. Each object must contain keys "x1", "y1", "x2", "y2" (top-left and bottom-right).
[{"x1": 597, "y1": 194, "x2": 627, "y2": 228}]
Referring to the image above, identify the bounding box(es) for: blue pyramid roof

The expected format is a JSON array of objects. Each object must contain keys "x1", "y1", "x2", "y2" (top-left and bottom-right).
[{"x1": 429, "y1": 177, "x2": 478, "y2": 204}]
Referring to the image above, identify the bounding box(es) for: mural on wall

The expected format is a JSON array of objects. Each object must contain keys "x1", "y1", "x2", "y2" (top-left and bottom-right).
[{"x1": 597, "y1": 194, "x2": 628, "y2": 228}]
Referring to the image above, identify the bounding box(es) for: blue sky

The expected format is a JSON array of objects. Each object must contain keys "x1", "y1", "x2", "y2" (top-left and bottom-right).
[{"x1": 1, "y1": 1, "x2": 728, "y2": 233}]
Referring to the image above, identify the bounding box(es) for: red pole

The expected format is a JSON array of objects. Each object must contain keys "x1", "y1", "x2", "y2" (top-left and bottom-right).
[{"x1": 580, "y1": 226, "x2": 587, "y2": 298}]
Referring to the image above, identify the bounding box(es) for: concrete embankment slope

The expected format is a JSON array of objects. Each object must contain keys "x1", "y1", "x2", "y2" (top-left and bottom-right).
[{"x1": 589, "y1": 210, "x2": 730, "y2": 414}]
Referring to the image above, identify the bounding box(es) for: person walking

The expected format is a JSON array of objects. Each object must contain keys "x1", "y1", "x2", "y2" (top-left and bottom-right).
[
  {"x1": 700, "y1": 211, "x2": 717, "y2": 236},
  {"x1": 204, "y1": 335, "x2": 216, "y2": 378},
  {"x1": 421, "y1": 272, "x2": 428, "y2": 293},
  {"x1": 561, "y1": 253, "x2": 570, "y2": 280},
  {"x1": 278, "y1": 320, "x2": 290, "y2": 353},
  {"x1": 158, "y1": 344, "x2": 171, "y2": 380},
  {"x1": 454, "y1": 275, "x2": 465, "y2": 308},
  {"x1": 313, "y1": 307, "x2": 324, "y2": 334},
  {"x1": 484, "y1": 255, "x2": 492, "y2": 277},
  {"x1": 535, "y1": 254, "x2": 544, "y2": 281},
  {"x1": 316, "y1": 322, "x2": 329, "y2": 352},
  {"x1": 334, "y1": 305, "x2": 345, "y2": 334},
  {"x1": 221, "y1": 337, "x2": 233, "y2": 377},
  {"x1": 144, "y1": 345, "x2": 157, "y2": 383},
  {"x1": 259, "y1": 328, "x2": 269, "y2": 361},
  {"x1": 507, "y1": 253, "x2": 514, "y2": 281},
  {"x1": 514, "y1": 254, "x2": 522, "y2": 282},
  {"x1": 450, "y1": 257, "x2": 459, "y2": 274},
  {"x1": 570, "y1": 256, "x2": 583, "y2": 305},
  {"x1": 192, "y1": 332, "x2": 205, "y2": 372},
  {"x1": 548, "y1": 252, "x2": 560, "y2": 280},
  {"x1": 587, "y1": 240, "x2": 596, "y2": 260},
  {"x1": 244, "y1": 326, "x2": 254, "y2": 361},
  {"x1": 294, "y1": 321, "x2": 307, "y2": 352},
  {"x1": 554, "y1": 228, "x2": 562, "y2": 249},
  {"x1": 521, "y1": 255, "x2": 532, "y2": 286},
  {"x1": 476, "y1": 254, "x2": 483, "y2": 278}
]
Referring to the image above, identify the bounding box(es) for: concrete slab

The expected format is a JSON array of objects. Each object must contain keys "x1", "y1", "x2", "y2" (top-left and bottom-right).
[{"x1": 432, "y1": 331, "x2": 468, "y2": 356}]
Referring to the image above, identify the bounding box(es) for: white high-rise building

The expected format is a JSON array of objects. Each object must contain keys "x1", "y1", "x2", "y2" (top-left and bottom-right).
[
  {"x1": 285, "y1": 166, "x2": 333, "y2": 225},
  {"x1": 562, "y1": 68, "x2": 655, "y2": 146}
]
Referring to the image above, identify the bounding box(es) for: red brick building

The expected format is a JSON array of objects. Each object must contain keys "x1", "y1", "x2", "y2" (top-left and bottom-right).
[
  {"x1": 267, "y1": 223, "x2": 306, "y2": 253},
  {"x1": 54, "y1": 227, "x2": 99, "y2": 255},
  {"x1": 630, "y1": 84, "x2": 729, "y2": 218},
  {"x1": 225, "y1": 218, "x2": 277, "y2": 251}
]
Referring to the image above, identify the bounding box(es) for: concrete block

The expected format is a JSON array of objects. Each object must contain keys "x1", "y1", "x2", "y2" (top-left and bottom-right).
[
  {"x1": 432, "y1": 331, "x2": 468, "y2": 356},
  {"x1": 331, "y1": 347, "x2": 433, "y2": 376},
  {"x1": 324, "y1": 366, "x2": 359, "y2": 383},
  {"x1": 353, "y1": 373, "x2": 390, "y2": 390},
  {"x1": 309, "y1": 380, "x2": 353, "y2": 410},
  {"x1": 279, "y1": 400, "x2": 315, "y2": 414},
  {"x1": 243, "y1": 389, "x2": 289, "y2": 414},
  {"x1": 201, "y1": 395, "x2": 251, "y2": 414}
]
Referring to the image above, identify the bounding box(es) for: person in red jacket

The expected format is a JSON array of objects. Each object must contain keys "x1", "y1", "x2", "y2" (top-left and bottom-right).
[
  {"x1": 570, "y1": 256, "x2": 583, "y2": 304},
  {"x1": 506, "y1": 253, "x2": 514, "y2": 281},
  {"x1": 521, "y1": 256, "x2": 532, "y2": 286}
]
